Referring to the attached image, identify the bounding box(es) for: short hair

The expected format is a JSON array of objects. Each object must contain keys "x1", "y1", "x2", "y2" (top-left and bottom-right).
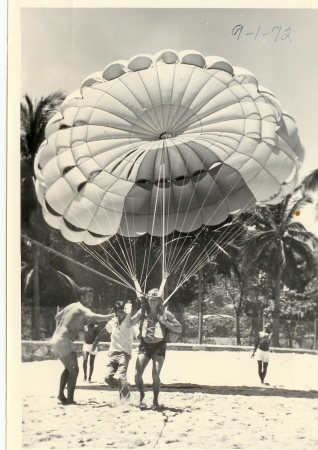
[
  {"x1": 80, "y1": 286, "x2": 94, "y2": 297},
  {"x1": 114, "y1": 301, "x2": 125, "y2": 313},
  {"x1": 148, "y1": 288, "x2": 159, "y2": 297}
]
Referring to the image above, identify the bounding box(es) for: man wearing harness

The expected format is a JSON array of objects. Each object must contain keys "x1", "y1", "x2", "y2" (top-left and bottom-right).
[
  {"x1": 125, "y1": 288, "x2": 182, "y2": 409},
  {"x1": 252, "y1": 322, "x2": 273, "y2": 384}
]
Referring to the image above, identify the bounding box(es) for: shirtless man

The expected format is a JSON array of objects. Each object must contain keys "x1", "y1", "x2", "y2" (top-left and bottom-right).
[
  {"x1": 252, "y1": 322, "x2": 273, "y2": 384},
  {"x1": 52, "y1": 287, "x2": 115, "y2": 405}
]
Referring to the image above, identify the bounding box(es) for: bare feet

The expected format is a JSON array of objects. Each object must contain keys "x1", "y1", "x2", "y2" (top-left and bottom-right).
[
  {"x1": 152, "y1": 398, "x2": 163, "y2": 410},
  {"x1": 65, "y1": 400, "x2": 78, "y2": 405},
  {"x1": 57, "y1": 395, "x2": 67, "y2": 404},
  {"x1": 139, "y1": 393, "x2": 146, "y2": 408}
]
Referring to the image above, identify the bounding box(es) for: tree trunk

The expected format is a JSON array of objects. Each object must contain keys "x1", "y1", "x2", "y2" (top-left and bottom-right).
[
  {"x1": 236, "y1": 310, "x2": 241, "y2": 345},
  {"x1": 32, "y1": 246, "x2": 40, "y2": 340},
  {"x1": 198, "y1": 269, "x2": 203, "y2": 344},
  {"x1": 272, "y1": 267, "x2": 282, "y2": 347},
  {"x1": 236, "y1": 284, "x2": 244, "y2": 345}
]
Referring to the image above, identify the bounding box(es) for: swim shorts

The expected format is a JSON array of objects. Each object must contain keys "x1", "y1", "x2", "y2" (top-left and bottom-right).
[
  {"x1": 83, "y1": 343, "x2": 98, "y2": 355},
  {"x1": 255, "y1": 349, "x2": 269, "y2": 363},
  {"x1": 51, "y1": 335, "x2": 77, "y2": 358},
  {"x1": 138, "y1": 339, "x2": 166, "y2": 360}
]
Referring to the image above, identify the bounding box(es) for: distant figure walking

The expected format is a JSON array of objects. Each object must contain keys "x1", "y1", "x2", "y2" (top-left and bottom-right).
[
  {"x1": 52, "y1": 287, "x2": 115, "y2": 405},
  {"x1": 83, "y1": 321, "x2": 99, "y2": 382},
  {"x1": 252, "y1": 322, "x2": 273, "y2": 384}
]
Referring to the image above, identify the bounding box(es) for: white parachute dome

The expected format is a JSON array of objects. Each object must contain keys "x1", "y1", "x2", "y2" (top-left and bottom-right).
[{"x1": 34, "y1": 49, "x2": 304, "y2": 246}]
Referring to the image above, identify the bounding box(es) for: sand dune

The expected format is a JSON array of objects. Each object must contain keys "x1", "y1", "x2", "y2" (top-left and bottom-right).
[{"x1": 21, "y1": 350, "x2": 318, "y2": 449}]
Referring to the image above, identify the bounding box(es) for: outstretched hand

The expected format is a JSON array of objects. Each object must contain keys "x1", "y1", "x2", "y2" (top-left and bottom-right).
[{"x1": 125, "y1": 302, "x2": 132, "y2": 314}]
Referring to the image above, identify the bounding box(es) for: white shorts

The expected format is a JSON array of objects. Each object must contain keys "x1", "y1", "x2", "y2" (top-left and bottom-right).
[
  {"x1": 83, "y1": 343, "x2": 98, "y2": 355},
  {"x1": 255, "y1": 349, "x2": 269, "y2": 363}
]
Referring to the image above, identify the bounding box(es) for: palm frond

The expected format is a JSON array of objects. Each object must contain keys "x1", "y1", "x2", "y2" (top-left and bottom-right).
[
  {"x1": 241, "y1": 231, "x2": 276, "y2": 269},
  {"x1": 284, "y1": 236, "x2": 318, "y2": 267},
  {"x1": 287, "y1": 229, "x2": 318, "y2": 250},
  {"x1": 301, "y1": 169, "x2": 318, "y2": 194}
]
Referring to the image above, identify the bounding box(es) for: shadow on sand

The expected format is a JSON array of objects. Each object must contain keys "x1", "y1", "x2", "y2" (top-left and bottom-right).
[{"x1": 77, "y1": 382, "x2": 318, "y2": 399}]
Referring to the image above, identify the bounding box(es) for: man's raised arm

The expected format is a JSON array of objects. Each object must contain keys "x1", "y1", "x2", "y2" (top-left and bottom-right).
[
  {"x1": 82, "y1": 307, "x2": 115, "y2": 322},
  {"x1": 125, "y1": 305, "x2": 141, "y2": 328}
]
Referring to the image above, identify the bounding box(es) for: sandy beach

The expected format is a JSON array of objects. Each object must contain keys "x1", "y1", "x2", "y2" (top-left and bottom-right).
[{"x1": 21, "y1": 350, "x2": 318, "y2": 449}]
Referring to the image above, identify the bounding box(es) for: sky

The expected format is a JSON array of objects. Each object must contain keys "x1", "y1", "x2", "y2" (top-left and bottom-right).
[{"x1": 20, "y1": 7, "x2": 318, "y2": 180}]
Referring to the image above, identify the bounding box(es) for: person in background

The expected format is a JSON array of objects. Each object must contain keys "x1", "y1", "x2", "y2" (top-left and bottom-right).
[
  {"x1": 92, "y1": 300, "x2": 134, "y2": 401},
  {"x1": 83, "y1": 320, "x2": 99, "y2": 382},
  {"x1": 252, "y1": 322, "x2": 273, "y2": 384},
  {"x1": 125, "y1": 288, "x2": 182, "y2": 409},
  {"x1": 52, "y1": 287, "x2": 115, "y2": 405}
]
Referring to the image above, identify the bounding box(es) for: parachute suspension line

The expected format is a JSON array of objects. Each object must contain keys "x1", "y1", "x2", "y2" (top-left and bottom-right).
[
  {"x1": 112, "y1": 233, "x2": 140, "y2": 280},
  {"x1": 164, "y1": 207, "x2": 268, "y2": 303},
  {"x1": 79, "y1": 243, "x2": 133, "y2": 288},
  {"x1": 163, "y1": 138, "x2": 219, "y2": 276},
  {"x1": 174, "y1": 207, "x2": 264, "y2": 290},
  {"x1": 82, "y1": 243, "x2": 133, "y2": 286},
  {"x1": 159, "y1": 142, "x2": 168, "y2": 299},
  {"x1": 164, "y1": 148, "x2": 247, "y2": 279},
  {"x1": 163, "y1": 139, "x2": 198, "y2": 275}
]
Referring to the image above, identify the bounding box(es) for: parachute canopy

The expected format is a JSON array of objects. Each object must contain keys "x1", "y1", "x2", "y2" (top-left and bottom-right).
[{"x1": 34, "y1": 49, "x2": 304, "y2": 245}]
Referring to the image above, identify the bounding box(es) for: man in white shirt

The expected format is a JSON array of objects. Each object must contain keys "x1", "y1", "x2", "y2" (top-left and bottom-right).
[{"x1": 93, "y1": 300, "x2": 134, "y2": 401}]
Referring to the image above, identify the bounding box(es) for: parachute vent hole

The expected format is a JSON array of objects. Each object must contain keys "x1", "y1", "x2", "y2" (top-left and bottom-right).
[
  {"x1": 111, "y1": 160, "x2": 122, "y2": 173},
  {"x1": 192, "y1": 170, "x2": 207, "y2": 177},
  {"x1": 88, "y1": 230, "x2": 107, "y2": 238},
  {"x1": 125, "y1": 149, "x2": 138, "y2": 159},
  {"x1": 174, "y1": 176, "x2": 187, "y2": 182},
  {"x1": 159, "y1": 132, "x2": 172, "y2": 139},
  {"x1": 137, "y1": 179, "x2": 151, "y2": 184},
  {"x1": 59, "y1": 124, "x2": 70, "y2": 130},
  {"x1": 45, "y1": 200, "x2": 61, "y2": 217},
  {"x1": 209, "y1": 162, "x2": 222, "y2": 170},
  {"x1": 156, "y1": 179, "x2": 171, "y2": 187},
  {"x1": 62, "y1": 166, "x2": 75, "y2": 175},
  {"x1": 78, "y1": 182, "x2": 87, "y2": 193},
  {"x1": 88, "y1": 171, "x2": 102, "y2": 182},
  {"x1": 74, "y1": 121, "x2": 87, "y2": 127},
  {"x1": 63, "y1": 218, "x2": 85, "y2": 233},
  {"x1": 127, "y1": 166, "x2": 134, "y2": 179}
]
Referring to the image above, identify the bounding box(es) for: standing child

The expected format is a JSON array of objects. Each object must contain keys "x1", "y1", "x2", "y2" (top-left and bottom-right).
[
  {"x1": 83, "y1": 321, "x2": 99, "y2": 382},
  {"x1": 252, "y1": 322, "x2": 273, "y2": 384}
]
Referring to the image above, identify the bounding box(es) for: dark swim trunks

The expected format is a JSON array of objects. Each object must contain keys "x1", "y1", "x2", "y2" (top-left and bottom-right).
[{"x1": 138, "y1": 339, "x2": 166, "y2": 360}]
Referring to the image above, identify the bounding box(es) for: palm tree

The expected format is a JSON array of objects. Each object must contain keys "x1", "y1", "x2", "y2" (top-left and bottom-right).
[
  {"x1": 292, "y1": 169, "x2": 318, "y2": 238},
  {"x1": 20, "y1": 91, "x2": 65, "y2": 164},
  {"x1": 241, "y1": 198, "x2": 317, "y2": 347},
  {"x1": 21, "y1": 91, "x2": 66, "y2": 339}
]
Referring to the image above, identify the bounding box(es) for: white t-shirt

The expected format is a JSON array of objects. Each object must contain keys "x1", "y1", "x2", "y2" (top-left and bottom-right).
[{"x1": 106, "y1": 318, "x2": 133, "y2": 356}]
